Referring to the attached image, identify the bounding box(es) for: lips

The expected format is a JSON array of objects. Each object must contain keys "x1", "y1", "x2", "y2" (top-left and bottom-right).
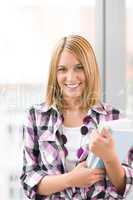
[{"x1": 64, "y1": 83, "x2": 80, "y2": 88}]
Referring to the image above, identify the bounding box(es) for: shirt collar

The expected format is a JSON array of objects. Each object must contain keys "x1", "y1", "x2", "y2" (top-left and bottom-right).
[
  {"x1": 91, "y1": 102, "x2": 108, "y2": 115},
  {"x1": 36, "y1": 102, "x2": 60, "y2": 114},
  {"x1": 38, "y1": 102, "x2": 107, "y2": 116}
]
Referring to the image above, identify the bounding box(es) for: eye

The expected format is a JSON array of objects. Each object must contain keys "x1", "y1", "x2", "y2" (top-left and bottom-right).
[
  {"x1": 75, "y1": 64, "x2": 84, "y2": 70},
  {"x1": 57, "y1": 66, "x2": 67, "y2": 72}
]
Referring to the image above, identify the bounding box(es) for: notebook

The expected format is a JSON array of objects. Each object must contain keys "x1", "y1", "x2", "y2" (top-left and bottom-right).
[{"x1": 86, "y1": 118, "x2": 133, "y2": 168}]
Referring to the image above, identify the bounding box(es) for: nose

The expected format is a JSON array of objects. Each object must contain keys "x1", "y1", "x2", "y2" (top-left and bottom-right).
[{"x1": 66, "y1": 69, "x2": 76, "y2": 82}]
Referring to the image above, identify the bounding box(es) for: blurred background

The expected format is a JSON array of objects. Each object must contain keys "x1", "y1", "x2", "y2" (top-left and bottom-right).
[{"x1": 0, "y1": 0, "x2": 133, "y2": 199}]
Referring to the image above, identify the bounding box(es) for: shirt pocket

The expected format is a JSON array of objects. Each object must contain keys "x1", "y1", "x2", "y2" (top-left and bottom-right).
[{"x1": 38, "y1": 131, "x2": 60, "y2": 168}]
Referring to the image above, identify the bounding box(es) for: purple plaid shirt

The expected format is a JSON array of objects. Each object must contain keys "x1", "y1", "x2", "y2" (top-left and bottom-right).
[{"x1": 20, "y1": 102, "x2": 133, "y2": 200}]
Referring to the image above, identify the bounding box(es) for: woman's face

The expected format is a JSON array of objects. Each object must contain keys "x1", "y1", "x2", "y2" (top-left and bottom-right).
[{"x1": 57, "y1": 51, "x2": 86, "y2": 100}]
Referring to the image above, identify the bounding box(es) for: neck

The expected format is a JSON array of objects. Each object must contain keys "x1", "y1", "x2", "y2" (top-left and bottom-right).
[
  {"x1": 63, "y1": 97, "x2": 82, "y2": 111},
  {"x1": 62, "y1": 105, "x2": 87, "y2": 118}
]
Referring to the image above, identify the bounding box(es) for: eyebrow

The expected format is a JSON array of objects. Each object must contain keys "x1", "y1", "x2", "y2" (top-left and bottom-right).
[
  {"x1": 57, "y1": 65, "x2": 66, "y2": 68},
  {"x1": 57, "y1": 63, "x2": 82, "y2": 68},
  {"x1": 75, "y1": 63, "x2": 83, "y2": 67}
]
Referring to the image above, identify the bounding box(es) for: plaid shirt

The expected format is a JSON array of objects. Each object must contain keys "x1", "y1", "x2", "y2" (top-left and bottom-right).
[{"x1": 20, "y1": 102, "x2": 133, "y2": 200}]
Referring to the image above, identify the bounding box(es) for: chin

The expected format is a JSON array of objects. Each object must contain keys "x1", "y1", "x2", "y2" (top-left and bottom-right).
[{"x1": 63, "y1": 93, "x2": 82, "y2": 99}]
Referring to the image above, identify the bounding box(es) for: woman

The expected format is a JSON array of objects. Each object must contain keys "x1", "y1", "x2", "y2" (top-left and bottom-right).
[{"x1": 20, "y1": 35, "x2": 133, "y2": 199}]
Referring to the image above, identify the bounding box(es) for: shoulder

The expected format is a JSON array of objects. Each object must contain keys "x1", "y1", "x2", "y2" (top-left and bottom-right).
[
  {"x1": 101, "y1": 102, "x2": 120, "y2": 113},
  {"x1": 25, "y1": 102, "x2": 59, "y2": 120},
  {"x1": 29, "y1": 102, "x2": 49, "y2": 112},
  {"x1": 26, "y1": 102, "x2": 52, "y2": 115},
  {"x1": 92, "y1": 102, "x2": 121, "y2": 119}
]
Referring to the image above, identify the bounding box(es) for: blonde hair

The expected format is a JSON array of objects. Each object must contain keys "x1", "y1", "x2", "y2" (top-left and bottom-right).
[{"x1": 46, "y1": 35, "x2": 101, "y2": 112}]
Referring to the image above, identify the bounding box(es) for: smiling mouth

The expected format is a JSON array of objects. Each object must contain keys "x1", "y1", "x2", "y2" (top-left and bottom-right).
[{"x1": 64, "y1": 83, "x2": 81, "y2": 89}]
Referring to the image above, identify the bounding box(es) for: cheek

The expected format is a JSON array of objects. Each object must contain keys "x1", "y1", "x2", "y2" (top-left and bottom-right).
[
  {"x1": 80, "y1": 70, "x2": 86, "y2": 79},
  {"x1": 80, "y1": 73, "x2": 86, "y2": 84},
  {"x1": 57, "y1": 74, "x2": 64, "y2": 87}
]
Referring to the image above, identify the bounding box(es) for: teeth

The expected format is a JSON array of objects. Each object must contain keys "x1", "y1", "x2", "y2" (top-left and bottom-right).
[{"x1": 65, "y1": 84, "x2": 79, "y2": 88}]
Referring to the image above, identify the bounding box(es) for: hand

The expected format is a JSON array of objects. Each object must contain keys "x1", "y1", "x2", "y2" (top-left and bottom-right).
[
  {"x1": 67, "y1": 161, "x2": 105, "y2": 188},
  {"x1": 89, "y1": 128, "x2": 117, "y2": 162}
]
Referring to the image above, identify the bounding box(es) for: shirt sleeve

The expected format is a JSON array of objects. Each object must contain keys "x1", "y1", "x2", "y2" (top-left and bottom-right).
[
  {"x1": 105, "y1": 106, "x2": 133, "y2": 199},
  {"x1": 20, "y1": 107, "x2": 48, "y2": 199},
  {"x1": 106, "y1": 165, "x2": 133, "y2": 199}
]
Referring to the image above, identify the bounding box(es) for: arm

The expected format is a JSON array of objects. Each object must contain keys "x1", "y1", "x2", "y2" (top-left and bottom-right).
[
  {"x1": 104, "y1": 153, "x2": 126, "y2": 194},
  {"x1": 37, "y1": 173, "x2": 70, "y2": 195},
  {"x1": 89, "y1": 105, "x2": 133, "y2": 199},
  {"x1": 104, "y1": 147, "x2": 133, "y2": 199},
  {"x1": 89, "y1": 128, "x2": 126, "y2": 194},
  {"x1": 20, "y1": 108, "x2": 48, "y2": 199},
  {"x1": 37, "y1": 161, "x2": 105, "y2": 196}
]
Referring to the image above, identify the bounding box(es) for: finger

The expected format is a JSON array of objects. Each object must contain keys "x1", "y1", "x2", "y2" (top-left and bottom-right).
[
  {"x1": 78, "y1": 161, "x2": 87, "y2": 167},
  {"x1": 90, "y1": 132, "x2": 99, "y2": 143},
  {"x1": 101, "y1": 128, "x2": 112, "y2": 138},
  {"x1": 89, "y1": 173, "x2": 105, "y2": 179},
  {"x1": 93, "y1": 175, "x2": 105, "y2": 181},
  {"x1": 92, "y1": 169, "x2": 106, "y2": 175},
  {"x1": 90, "y1": 129, "x2": 99, "y2": 138},
  {"x1": 88, "y1": 175, "x2": 105, "y2": 187}
]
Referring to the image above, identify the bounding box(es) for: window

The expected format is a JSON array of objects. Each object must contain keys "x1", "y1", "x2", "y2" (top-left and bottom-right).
[
  {"x1": 0, "y1": 0, "x2": 97, "y2": 84},
  {"x1": 126, "y1": 0, "x2": 133, "y2": 119},
  {"x1": 0, "y1": 1, "x2": 98, "y2": 199}
]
